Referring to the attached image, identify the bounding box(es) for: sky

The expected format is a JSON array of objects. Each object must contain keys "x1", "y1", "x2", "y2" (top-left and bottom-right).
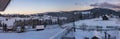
[{"x1": 0, "y1": 0, "x2": 120, "y2": 14}]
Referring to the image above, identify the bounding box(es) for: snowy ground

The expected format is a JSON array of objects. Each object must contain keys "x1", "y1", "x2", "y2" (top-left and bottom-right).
[
  {"x1": 75, "y1": 18, "x2": 120, "y2": 27},
  {"x1": 75, "y1": 18, "x2": 120, "y2": 39},
  {"x1": 0, "y1": 28, "x2": 63, "y2": 39},
  {"x1": 75, "y1": 29, "x2": 120, "y2": 39},
  {"x1": 0, "y1": 17, "x2": 65, "y2": 39},
  {"x1": 1, "y1": 16, "x2": 120, "y2": 39}
]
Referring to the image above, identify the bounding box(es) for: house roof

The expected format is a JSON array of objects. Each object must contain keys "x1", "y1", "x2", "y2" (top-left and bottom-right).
[{"x1": 0, "y1": 0, "x2": 11, "y2": 11}]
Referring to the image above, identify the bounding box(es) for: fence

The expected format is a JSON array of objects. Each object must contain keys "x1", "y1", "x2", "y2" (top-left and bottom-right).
[{"x1": 49, "y1": 26, "x2": 72, "y2": 39}]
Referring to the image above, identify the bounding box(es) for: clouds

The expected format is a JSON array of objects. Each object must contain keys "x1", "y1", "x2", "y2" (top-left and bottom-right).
[
  {"x1": 79, "y1": 0, "x2": 120, "y2": 10},
  {"x1": 90, "y1": 2, "x2": 120, "y2": 10}
]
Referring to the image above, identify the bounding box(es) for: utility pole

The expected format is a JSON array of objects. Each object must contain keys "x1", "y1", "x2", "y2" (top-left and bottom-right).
[{"x1": 73, "y1": 13, "x2": 76, "y2": 32}]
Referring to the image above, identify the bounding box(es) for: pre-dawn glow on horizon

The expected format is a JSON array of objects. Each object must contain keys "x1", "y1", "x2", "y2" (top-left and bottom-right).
[{"x1": 0, "y1": 0, "x2": 120, "y2": 14}]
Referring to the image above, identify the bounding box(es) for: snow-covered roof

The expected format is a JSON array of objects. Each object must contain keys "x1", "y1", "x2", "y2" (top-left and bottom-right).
[
  {"x1": 81, "y1": 11, "x2": 91, "y2": 14},
  {"x1": 1, "y1": 17, "x2": 31, "y2": 26}
]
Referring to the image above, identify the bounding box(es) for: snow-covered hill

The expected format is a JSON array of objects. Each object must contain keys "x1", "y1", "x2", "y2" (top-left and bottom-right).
[
  {"x1": 75, "y1": 18, "x2": 120, "y2": 28},
  {"x1": 0, "y1": 16, "x2": 120, "y2": 39}
]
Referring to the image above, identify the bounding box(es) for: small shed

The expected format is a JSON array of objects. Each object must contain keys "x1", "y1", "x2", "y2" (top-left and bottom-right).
[{"x1": 36, "y1": 25, "x2": 45, "y2": 31}]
